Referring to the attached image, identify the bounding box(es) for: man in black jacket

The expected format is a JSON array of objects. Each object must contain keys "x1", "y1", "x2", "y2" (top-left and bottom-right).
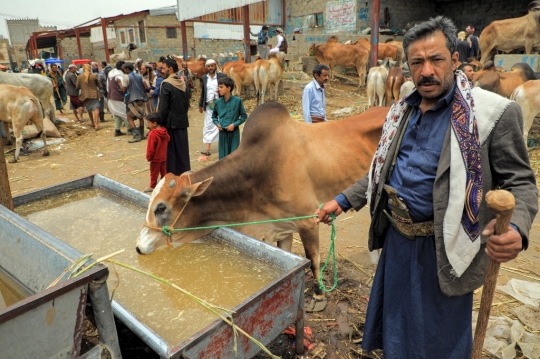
[
  {"x1": 159, "y1": 59, "x2": 191, "y2": 175},
  {"x1": 198, "y1": 59, "x2": 226, "y2": 156}
]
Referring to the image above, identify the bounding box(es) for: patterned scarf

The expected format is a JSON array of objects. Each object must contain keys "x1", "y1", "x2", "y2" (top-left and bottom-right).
[{"x1": 367, "y1": 71, "x2": 483, "y2": 275}]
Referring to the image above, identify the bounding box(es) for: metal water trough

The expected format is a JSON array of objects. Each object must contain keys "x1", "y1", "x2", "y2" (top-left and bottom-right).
[
  {"x1": 0, "y1": 198, "x2": 121, "y2": 358},
  {"x1": 11, "y1": 174, "x2": 311, "y2": 358}
]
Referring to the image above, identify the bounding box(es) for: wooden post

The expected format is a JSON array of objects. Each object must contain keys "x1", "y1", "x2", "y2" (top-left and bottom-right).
[
  {"x1": 32, "y1": 34, "x2": 39, "y2": 59},
  {"x1": 75, "y1": 28, "x2": 83, "y2": 59},
  {"x1": 369, "y1": 0, "x2": 380, "y2": 68},
  {"x1": 181, "y1": 21, "x2": 189, "y2": 60},
  {"x1": 242, "y1": 5, "x2": 251, "y2": 63},
  {"x1": 0, "y1": 136, "x2": 14, "y2": 211},
  {"x1": 57, "y1": 37, "x2": 63, "y2": 60},
  {"x1": 101, "y1": 18, "x2": 110, "y2": 64}
]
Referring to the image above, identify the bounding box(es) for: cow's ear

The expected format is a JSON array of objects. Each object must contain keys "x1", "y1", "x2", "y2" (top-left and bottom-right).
[
  {"x1": 377, "y1": 59, "x2": 382, "y2": 65},
  {"x1": 187, "y1": 177, "x2": 214, "y2": 197}
]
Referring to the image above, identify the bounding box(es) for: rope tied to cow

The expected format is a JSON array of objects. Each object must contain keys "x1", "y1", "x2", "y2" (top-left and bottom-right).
[{"x1": 153, "y1": 206, "x2": 339, "y2": 293}]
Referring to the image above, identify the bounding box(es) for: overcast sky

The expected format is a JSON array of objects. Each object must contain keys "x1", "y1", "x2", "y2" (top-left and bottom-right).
[{"x1": 0, "y1": 0, "x2": 177, "y2": 41}]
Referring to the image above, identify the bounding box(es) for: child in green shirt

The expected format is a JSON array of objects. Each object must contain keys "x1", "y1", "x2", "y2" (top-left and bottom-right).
[{"x1": 211, "y1": 77, "x2": 248, "y2": 159}]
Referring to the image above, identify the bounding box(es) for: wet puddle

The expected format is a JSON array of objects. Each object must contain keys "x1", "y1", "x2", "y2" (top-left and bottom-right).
[{"x1": 16, "y1": 188, "x2": 283, "y2": 344}]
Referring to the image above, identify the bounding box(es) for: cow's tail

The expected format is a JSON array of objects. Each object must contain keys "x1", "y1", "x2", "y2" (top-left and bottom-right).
[{"x1": 29, "y1": 96, "x2": 45, "y2": 138}]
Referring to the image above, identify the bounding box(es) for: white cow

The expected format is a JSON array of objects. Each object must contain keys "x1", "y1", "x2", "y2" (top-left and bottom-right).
[
  {"x1": 0, "y1": 71, "x2": 55, "y2": 125},
  {"x1": 367, "y1": 58, "x2": 391, "y2": 107},
  {"x1": 399, "y1": 80, "x2": 416, "y2": 99},
  {"x1": 510, "y1": 79, "x2": 540, "y2": 144},
  {"x1": 254, "y1": 53, "x2": 284, "y2": 105},
  {"x1": 0, "y1": 84, "x2": 49, "y2": 163}
]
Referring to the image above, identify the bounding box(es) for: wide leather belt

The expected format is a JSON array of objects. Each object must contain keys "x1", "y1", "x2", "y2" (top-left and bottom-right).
[{"x1": 383, "y1": 184, "x2": 434, "y2": 240}]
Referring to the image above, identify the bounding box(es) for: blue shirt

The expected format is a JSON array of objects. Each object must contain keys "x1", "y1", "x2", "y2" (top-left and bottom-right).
[
  {"x1": 336, "y1": 83, "x2": 455, "y2": 217},
  {"x1": 302, "y1": 79, "x2": 327, "y2": 123}
]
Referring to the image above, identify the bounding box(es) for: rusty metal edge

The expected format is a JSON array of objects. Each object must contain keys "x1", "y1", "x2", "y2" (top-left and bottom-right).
[
  {"x1": 0, "y1": 264, "x2": 108, "y2": 325},
  {"x1": 168, "y1": 262, "x2": 310, "y2": 357}
]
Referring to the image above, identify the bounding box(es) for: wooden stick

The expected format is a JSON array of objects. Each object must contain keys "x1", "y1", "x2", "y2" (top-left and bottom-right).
[{"x1": 471, "y1": 189, "x2": 515, "y2": 359}]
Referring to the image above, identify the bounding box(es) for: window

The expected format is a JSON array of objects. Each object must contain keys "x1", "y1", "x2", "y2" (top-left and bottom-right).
[
  {"x1": 138, "y1": 21, "x2": 146, "y2": 43},
  {"x1": 119, "y1": 31, "x2": 126, "y2": 45},
  {"x1": 166, "y1": 27, "x2": 177, "y2": 39},
  {"x1": 128, "y1": 29, "x2": 135, "y2": 43}
]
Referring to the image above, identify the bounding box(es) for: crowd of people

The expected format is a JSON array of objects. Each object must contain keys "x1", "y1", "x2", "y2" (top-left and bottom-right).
[{"x1": 35, "y1": 57, "x2": 249, "y2": 193}]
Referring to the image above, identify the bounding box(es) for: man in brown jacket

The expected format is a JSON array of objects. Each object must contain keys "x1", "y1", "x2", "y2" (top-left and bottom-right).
[
  {"x1": 317, "y1": 16, "x2": 537, "y2": 358},
  {"x1": 76, "y1": 63, "x2": 103, "y2": 130}
]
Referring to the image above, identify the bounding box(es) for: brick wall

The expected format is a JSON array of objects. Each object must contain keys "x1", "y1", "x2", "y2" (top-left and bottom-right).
[{"x1": 60, "y1": 36, "x2": 94, "y2": 64}]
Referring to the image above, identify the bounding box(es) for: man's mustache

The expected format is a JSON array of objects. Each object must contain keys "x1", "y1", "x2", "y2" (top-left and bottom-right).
[{"x1": 417, "y1": 76, "x2": 440, "y2": 86}]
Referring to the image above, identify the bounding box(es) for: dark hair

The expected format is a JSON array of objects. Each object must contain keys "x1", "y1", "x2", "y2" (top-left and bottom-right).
[
  {"x1": 457, "y1": 63, "x2": 473, "y2": 72},
  {"x1": 101, "y1": 61, "x2": 107, "y2": 67},
  {"x1": 123, "y1": 62, "x2": 134, "y2": 71},
  {"x1": 313, "y1": 63, "x2": 330, "y2": 77},
  {"x1": 163, "y1": 59, "x2": 178, "y2": 72},
  {"x1": 218, "y1": 76, "x2": 235, "y2": 92},
  {"x1": 146, "y1": 112, "x2": 162, "y2": 125},
  {"x1": 262, "y1": 25, "x2": 269, "y2": 30},
  {"x1": 115, "y1": 60, "x2": 125, "y2": 70},
  {"x1": 403, "y1": 16, "x2": 458, "y2": 60}
]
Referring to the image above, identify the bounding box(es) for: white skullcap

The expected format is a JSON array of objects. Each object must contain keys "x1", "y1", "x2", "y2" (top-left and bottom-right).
[{"x1": 205, "y1": 59, "x2": 217, "y2": 67}]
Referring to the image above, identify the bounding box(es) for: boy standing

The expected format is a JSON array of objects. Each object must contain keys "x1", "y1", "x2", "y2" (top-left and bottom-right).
[
  {"x1": 212, "y1": 77, "x2": 248, "y2": 159},
  {"x1": 144, "y1": 112, "x2": 170, "y2": 193}
]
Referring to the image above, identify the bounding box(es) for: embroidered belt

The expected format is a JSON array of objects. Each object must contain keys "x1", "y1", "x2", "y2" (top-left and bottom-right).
[
  {"x1": 383, "y1": 185, "x2": 434, "y2": 240},
  {"x1": 311, "y1": 115, "x2": 325, "y2": 123}
]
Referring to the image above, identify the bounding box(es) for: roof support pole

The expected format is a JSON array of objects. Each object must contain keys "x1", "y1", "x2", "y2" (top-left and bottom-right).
[
  {"x1": 32, "y1": 34, "x2": 38, "y2": 59},
  {"x1": 242, "y1": 5, "x2": 251, "y2": 63},
  {"x1": 57, "y1": 37, "x2": 63, "y2": 59},
  {"x1": 181, "y1": 21, "x2": 188, "y2": 60},
  {"x1": 101, "y1": 18, "x2": 110, "y2": 64},
  {"x1": 75, "y1": 28, "x2": 82, "y2": 59},
  {"x1": 369, "y1": 0, "x2": 380, "y2": 67}
]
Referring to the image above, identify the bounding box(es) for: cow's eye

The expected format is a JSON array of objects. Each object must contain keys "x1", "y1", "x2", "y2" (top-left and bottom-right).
[{"x1": 155, "y1": 203, "x2": 166, "y2": 215}]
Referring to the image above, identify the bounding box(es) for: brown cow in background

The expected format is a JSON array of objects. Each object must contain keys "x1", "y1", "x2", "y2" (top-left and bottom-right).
[
  {"x1": 385, "y1": 66, "x2": 405, "y2": 106},
  {"x1": 472, "y1": 61, "x2": 536, "y2": 97},
  {"x1": 479, "y1": 1, "x2": 540, "y2": 64}
]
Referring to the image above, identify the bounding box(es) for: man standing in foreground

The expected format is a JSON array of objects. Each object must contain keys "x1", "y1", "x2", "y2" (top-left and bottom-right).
[
  {"x1": 159, "y1": 59, "x2": 191, "y2": 175},
  {"x1": 198, "y1": 59, "x2": 226, "y2": 156},
  {"x1": 317, "y1": 17, "x2": 537, "y2": 358},
  {"x1": 302, "y1": 64, "x2": 329, "y2": 123}
]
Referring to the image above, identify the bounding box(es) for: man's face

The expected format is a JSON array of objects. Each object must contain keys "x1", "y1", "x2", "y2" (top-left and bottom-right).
[
  {"x1": 69, "y1": 67, "x2": 76, "y2": 73},
  {"x1": 207, "y1": 64, "x2": 216, "y2": 74},
  {"x1": 462, "y1": 65, "x2": 475, "y2": 81},
  {"x1": 162, "y1": 64, "x2": 172, "y2": 78},
  {"x1": 314, "y1": 69, "x2": 330, "y2": 86},
  {"x1": 407, "y1": 31, "x2": 458, "y2": 103},
  {"x1": 51, "y1": 65, "x2": 57, "y2": 72},
  {"x1": 182, "y1": 63, "x2": 188, "y2": 71}
]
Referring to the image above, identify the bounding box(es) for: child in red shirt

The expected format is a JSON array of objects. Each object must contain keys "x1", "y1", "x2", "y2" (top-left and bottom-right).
[{"x1": 144, "y1": 112, "x2": 170, "y2": 193}]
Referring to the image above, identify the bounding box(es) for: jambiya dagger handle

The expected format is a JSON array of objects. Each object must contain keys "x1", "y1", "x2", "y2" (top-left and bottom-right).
[{"x1": 471, "y1": 189, "x2": 515, "y2": 359}]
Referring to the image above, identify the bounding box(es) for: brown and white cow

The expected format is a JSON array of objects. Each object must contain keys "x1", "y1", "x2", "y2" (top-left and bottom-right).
[
  {"x1": 510, "y1": 79, "x2": 540, "y2": 144},
  {"x1": 136, "y1": 103, "x2": 387, "y2": 309},
  {"x1": 222, "y1": 51, "x2": 245, "y2": 77},
  {"x1": 385, "y1": 66, "x2": 405, "y2": 106},
  {"x1": 367, "y1": 58, "x2": 392, "y2": 107},
  {"x1": 0, "y1": 84, "x2": 49, "y2": 163},
  {"x1": 322, "y1": 36, "x2": 369, "y2": 87}
]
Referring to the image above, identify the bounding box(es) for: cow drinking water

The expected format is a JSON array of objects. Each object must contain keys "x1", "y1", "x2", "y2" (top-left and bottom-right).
[{"x1": 136, "y1": 103, "x2": 387, "y2": 311}]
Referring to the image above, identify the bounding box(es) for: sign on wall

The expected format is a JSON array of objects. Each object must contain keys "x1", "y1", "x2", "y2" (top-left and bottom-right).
[{"x1": 325, "y1": 0, "x2": 357, "y2": 33}]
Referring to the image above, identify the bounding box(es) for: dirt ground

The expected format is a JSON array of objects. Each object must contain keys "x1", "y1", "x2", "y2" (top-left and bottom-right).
[{"x1": 4, "y1": 78, "x2": 540, "y2": 359}]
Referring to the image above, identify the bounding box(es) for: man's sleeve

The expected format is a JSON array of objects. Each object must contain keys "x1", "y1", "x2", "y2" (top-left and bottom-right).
[
  {"x1": 233, "y1": 99, "x2": 248, "y2": 127},
  {"x1": 212, "y1": 103, "x2": 219, "y2": 126},
  {"x1": 302, "y1": 86, "x2": 312, "y2": 123},
  {"x1": 198, "y1": 77, "x2": 205, "y2": 109},
  {"x1": 158, "y1": 83, "x2": 170, "y2": 122},
  {"x1": 489, "y1": 102, "x2": 538, "y2": 250},
  {"x1": 341, "y1": 174, "x2": 370, "y2": 211}
]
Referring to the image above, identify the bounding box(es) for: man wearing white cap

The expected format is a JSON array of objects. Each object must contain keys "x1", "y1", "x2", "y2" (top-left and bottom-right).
[
  {"x1": 269, "y1": 28, "x2": 288, "y2": 54},
  {"x1": 198, "y1": 59, "x2": 226, "y2": 156}
]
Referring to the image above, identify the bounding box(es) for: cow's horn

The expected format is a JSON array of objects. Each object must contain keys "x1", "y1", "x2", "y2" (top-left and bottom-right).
[{"x1": 169, "y1": 179, "x2": 176, "y2": 188}]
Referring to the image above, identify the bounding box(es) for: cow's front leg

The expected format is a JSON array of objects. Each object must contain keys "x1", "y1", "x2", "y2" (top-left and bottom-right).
[
  {"x1": 277, "y1": 233, "x2": 292, "y2": 252},
  {"x1": 298, "y1": 225, "x2": 327, "y2": 312}
]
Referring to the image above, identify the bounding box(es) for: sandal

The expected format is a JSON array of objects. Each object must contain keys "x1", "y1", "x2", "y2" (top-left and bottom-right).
[
  {"x1": 201, "y1": 150, "x2": 211, "y2": 156},
  {"x1": 143, "y1": 187, "x2": 154, "y2": 193}
]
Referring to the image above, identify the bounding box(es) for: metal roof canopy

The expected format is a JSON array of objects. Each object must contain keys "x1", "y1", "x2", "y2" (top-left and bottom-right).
[{"x1": 176, "y1": 0, "x2": 266, "y2": 22}]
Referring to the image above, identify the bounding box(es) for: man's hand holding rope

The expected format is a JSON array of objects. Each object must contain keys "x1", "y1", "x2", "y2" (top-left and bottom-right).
[{"x1": 315, "y1": 200, "x2": 343, "y2": 225}]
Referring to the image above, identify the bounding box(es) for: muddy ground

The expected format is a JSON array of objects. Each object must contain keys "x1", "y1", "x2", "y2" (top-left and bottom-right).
[{"x1": 5, "y1": 77, "x2": 540, "y2": 359}]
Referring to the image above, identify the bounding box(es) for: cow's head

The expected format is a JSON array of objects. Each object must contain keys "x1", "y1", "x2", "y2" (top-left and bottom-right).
[{"x1": 136, "y1": 173, "x2": 213, "y2": 255}]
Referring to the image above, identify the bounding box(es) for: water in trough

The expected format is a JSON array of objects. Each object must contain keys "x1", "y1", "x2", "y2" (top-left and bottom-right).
[
  {"x1": 0, "y1": 269, "x2": 32, "y2": 311},
  {"x1": 16, "y1": 188, "x2": 283, "y2": 344}
]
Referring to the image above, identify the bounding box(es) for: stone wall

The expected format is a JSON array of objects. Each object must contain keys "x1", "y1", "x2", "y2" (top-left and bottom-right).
[{"x1": 60, "y1": 36, "x2": 94, "y2": 64}]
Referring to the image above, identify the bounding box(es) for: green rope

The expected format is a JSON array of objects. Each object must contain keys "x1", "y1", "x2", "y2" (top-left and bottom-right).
[
  {"x1": 318, "y1": 205, "x2": 338, "y2": 293},
  {"x1": 161, "y1": 206, "x2": 339, "y2": 293}
]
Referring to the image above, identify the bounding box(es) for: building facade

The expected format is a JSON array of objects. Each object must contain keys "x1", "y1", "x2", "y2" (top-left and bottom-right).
[{"x1": 7, "y1": 19, "x2": 56, "y2": 68}]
